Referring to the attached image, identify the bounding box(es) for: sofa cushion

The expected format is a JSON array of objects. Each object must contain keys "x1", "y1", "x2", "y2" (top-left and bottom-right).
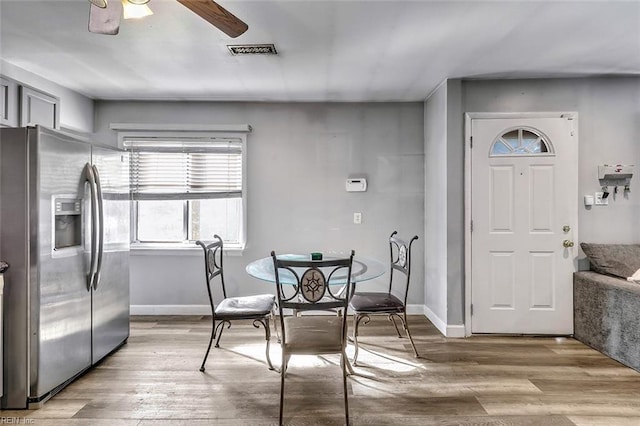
[
  {"x1": 581, "y1": 243, "x2": 640, "y2": 279},
  {"x1": 574, "y1": 271, "x2": 640, "y2": 372}
]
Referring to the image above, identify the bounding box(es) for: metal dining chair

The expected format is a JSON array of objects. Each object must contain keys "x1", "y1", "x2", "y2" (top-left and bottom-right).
[
  {"x1": 196, "y1": 235, "x2": 276, "y2": 371},
  {"x1": 271, "y1": 250, "x2": 355, "y2": 426},
  {"x1": 349, "y1": 231, "x2": 419, "y2": 365}
]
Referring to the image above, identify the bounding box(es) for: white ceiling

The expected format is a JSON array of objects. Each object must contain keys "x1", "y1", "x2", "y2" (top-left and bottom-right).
[{"x1": 1, "y1": 0, "x2": 639, "y2": 102}]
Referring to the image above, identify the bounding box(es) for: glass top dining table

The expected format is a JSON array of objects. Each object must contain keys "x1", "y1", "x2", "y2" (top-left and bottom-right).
[{"x1": 245, "y1": 253, "x2": 386, "y2": 285}]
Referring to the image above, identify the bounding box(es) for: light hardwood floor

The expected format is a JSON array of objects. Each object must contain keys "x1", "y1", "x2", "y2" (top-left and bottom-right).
[{"x1": 2, "y1": 315, "x2": 640, "y2": 425}]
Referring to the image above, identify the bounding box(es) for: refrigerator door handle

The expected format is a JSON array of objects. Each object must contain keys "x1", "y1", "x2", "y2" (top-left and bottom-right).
[
  {"x1": 84, "y1": 163, "x2": 99, "y2": 291},
  {"x1": 92, "y1": 164, "x2": 104, "y2": 290}
]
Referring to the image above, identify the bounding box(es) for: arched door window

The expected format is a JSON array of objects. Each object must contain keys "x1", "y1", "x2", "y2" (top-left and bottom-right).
[{"x1": 490, "y1": 128, "x2": 553, "y2": 156}]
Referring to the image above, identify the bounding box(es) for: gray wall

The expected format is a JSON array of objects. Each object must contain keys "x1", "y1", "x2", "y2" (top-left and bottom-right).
[
  {"x1": 93, "y1": 101, "x2": 425, "y2": 311},
  {"x1": 426, "y1": 76, "x2": 640, "y2": 333},
  {"x1": 5, "y1": 66, "x2": 636, "y2": 328},
  {"x1": 446, "y1": 81, "x2": 464, "y2": 325},
  {"x1": 424, "y1": 83, "x2": 448, "y2": 325},
  {"x1": 424, "y1": 80, "x2": 465, "y2": 334}
]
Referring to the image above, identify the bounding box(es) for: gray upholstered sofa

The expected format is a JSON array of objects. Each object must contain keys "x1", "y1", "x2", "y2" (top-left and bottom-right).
[{"x1": 574, "y1": 243, "x2": 640, "y2": 372}]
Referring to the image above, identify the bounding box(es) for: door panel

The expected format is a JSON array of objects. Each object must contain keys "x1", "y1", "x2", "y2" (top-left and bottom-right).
[
  {"x1": 490, "y1": 166, "x2": 514, "y2": 231},
  {"x1": 530, "y1": 252, "x2": 554, "y2": 308},
  {"x1": 471, "y1": 116, "x2": 577, "y2": 334},
  {"x1": 91, "y1": 146, "x2": 130, "y2": 363},
  {"x1": 34, "y1": 127, "x2": 92, "y2": 398},
  {"x1": 530, "y1": 166, "x2": 554, "y2": 232},
  {"x1": 489, "y1": 252, "x2": 515, "y2": 308}
]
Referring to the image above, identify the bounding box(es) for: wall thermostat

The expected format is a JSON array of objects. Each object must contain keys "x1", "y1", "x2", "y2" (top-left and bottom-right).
[{"x1": 345, "y1": 178, "x2": 367, "y2": 192}]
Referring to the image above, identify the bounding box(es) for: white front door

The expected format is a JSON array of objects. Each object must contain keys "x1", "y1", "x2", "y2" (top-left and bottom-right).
[{"x1": 469, "y1": 114, "x2": 578, "y2": 334}]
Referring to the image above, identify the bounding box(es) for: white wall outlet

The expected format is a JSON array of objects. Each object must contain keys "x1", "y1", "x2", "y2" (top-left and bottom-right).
[
  {"x1": 353, "y1": 212, "x2": 362, "y2": 224},
  {"x1": 594, "y1": 192, "x2": 609, "y2": 205}
]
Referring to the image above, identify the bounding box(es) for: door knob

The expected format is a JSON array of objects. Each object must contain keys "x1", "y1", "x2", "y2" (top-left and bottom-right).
[{"x1": 563, "y1": 240, "x2": 574, "y2": 248}]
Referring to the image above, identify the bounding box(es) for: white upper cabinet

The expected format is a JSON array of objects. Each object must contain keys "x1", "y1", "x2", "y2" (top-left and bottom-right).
[
  {"x1": 20, "y1": 86, "x2": 60, "y2": 129},
  {"x1": 0, "y1": 75, "x2": 61, "y2": 129},
  {"x1": 0, "y1": 77, "x2": 19, "y2": 127}
]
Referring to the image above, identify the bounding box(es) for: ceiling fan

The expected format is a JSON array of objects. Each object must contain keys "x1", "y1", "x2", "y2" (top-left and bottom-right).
[{"x1": 88, "y1": 0, "x2": 248, "y2": 38}]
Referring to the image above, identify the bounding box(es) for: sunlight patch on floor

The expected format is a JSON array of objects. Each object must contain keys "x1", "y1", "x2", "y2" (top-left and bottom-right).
[
  {"x1": 345, "y1": 345, "x2": 423, "y2": 374},
  {"x1": 226, "y1": 343, "x2": 342, "y2": 369},
  {"x1": 226, "y1": 341, "x2": 423, "y2": 373}
]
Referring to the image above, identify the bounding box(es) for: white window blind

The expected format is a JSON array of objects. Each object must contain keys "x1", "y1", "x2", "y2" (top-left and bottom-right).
[{"x1": 123, "y1": 138, "x2": 243, "y2": 201}]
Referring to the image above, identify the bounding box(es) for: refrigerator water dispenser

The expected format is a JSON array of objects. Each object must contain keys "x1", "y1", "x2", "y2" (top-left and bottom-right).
[{"x1": 53, "y1": 197, "x2": 82, "y2": 250}]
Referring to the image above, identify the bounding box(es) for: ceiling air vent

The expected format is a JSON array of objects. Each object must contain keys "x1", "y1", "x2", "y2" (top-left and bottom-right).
[{"x1": 227, "y1": 44, "x2": 278, "y2": 55}]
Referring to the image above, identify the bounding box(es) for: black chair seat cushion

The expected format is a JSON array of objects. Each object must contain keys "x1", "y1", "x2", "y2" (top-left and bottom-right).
[
  {"x1": 349, "y1": 292, "x2": 404, "y2": 313},
  {"x1": 215, "y1": 294, "x2": 275, "y2": 320}
]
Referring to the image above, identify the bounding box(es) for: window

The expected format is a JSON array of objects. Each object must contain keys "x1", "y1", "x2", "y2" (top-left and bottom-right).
[
  {"x1": 490, "y1": 128, "x2": 552, "y2": 156},
  {"x1": 123, "y1": 134, "x2": 246, "y2": 249}
]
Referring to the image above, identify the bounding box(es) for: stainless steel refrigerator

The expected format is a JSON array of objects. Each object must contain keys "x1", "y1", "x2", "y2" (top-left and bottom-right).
[{"x1": 0, "y1": 126, "x2": 130, "y2": 409}]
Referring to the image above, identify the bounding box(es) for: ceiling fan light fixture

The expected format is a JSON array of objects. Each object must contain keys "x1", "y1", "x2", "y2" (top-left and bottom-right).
[
  {"x1": 127, "y1": 0, "x2": 150, "y2": 4},
  {"x1": 121, "y1": 0, "x2": 153, "y2": 19},
  {"x1": 89, "y1": 0, "x2": 108, "y2": 8}
]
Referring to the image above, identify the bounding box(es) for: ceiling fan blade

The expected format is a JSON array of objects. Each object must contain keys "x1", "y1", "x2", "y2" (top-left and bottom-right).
[
  {"x1": 89, "y1": 1, "x2": 122, "y2": 35},
  {"x1": 88, "y1": 0, "x2": 107, "y2": 8},
  {"x1": 176, "y1": 0, "x2": 248, "y2": 38}
]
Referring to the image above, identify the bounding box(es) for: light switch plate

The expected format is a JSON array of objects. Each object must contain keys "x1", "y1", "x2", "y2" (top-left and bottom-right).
[{"x1": 594, "y1": 192, "x2": 609, "y2": 205}]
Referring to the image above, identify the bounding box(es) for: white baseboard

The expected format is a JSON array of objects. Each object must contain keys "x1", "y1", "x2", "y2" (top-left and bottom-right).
[
  {"x1": 130, "y1": 305, "x2": 210, "y2": 316},
  {"x1": 445, "y1": 324, "x2": 466, "y2": 338},
  {"x1": 406, "y1": 304, "x2": 425, "y2": 315},
  {"x1": 423, "y1": 305, "x2": 466, "y2": 338},
  {"x1": 424, "y1": 305, "x2": 447, "y2": 335}
]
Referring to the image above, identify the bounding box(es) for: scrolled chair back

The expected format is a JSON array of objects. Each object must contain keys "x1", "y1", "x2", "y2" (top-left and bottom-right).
[
  {"x1": 271, "y1": 251, "x2": 355, "y2": 313},
  {"x1": 196, "y1": 234, "x2": 227, "y2": 299}
]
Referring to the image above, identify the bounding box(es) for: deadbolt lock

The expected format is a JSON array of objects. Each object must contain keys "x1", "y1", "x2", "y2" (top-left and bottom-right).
[
  {"x1": 562, "y1": 225, "x2": 571, "y2": 233},
  {"x1": 563, "y1": 240, "x2": 574, "y2": 248}
]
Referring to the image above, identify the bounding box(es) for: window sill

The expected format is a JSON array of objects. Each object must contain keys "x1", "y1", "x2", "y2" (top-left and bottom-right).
[{"x1": 130, "y1": 243, "x2": 245, "y2": 257}]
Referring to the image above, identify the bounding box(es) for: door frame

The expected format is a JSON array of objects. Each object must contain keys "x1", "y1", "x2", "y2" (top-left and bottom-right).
[{"x1": 464, "y1": 112, "x2": 579, "y2": 336}]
